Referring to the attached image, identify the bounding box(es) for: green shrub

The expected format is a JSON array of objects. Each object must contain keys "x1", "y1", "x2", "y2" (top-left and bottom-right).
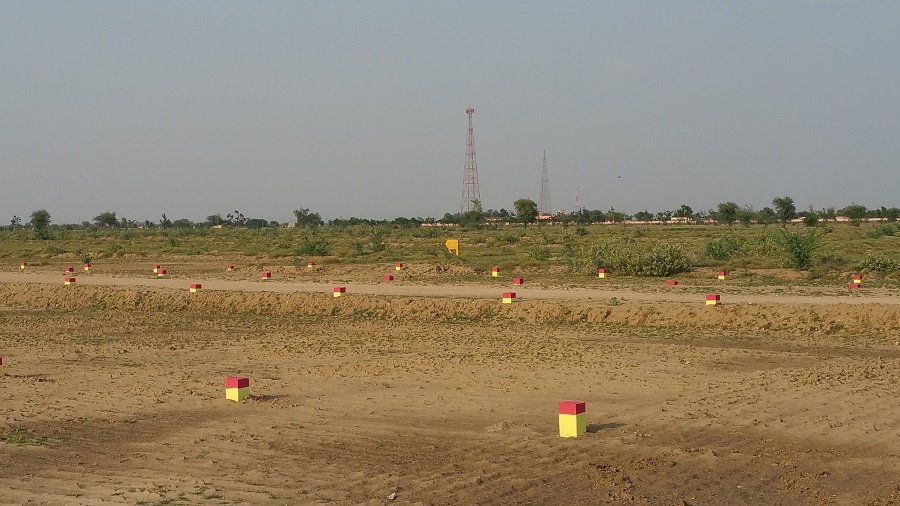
[
  {"x1": 859, "y1": 255, "x2": 900, "y2": 273},
  {"x1": 705, "y1": 235, "x2": 745, "y2": 261},
  {"x1": 776, "y1": 226, "x2": 826, "y2": 270},
  {"x1": 868, "y1": 224, "x2": 897, "y2": 238},
  {"x1": 750, "y1": 233, "x2": 781, "y2": 258},
  {"x1": 369, "y1": 229, "x2": 386, "y2": 252},
  {"x1": 295, "y1": 237, "x2": 330, "y2": 256},
  {"x1": 529, "y1": 245, "x2": 551, "y2": 261},
  {"x1": 586, "y1": 237, "x2": 690, "y2": 276},
  {"x1": 43, "y1": 243, "x2": 65, "y2": 255}
]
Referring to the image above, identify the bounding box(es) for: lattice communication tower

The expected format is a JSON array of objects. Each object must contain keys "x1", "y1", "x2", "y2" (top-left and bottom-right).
[
  {"x1": 460, "y1": 108, "x2": 481, "y2": 214},
  {"x1": 539, "y1": 151, "x2": 551, "y2": 215}
]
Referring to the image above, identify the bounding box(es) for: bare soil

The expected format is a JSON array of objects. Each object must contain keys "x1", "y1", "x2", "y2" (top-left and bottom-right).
[{"x1": 2, "y1": 262, "x2": 900, "y2": 505}]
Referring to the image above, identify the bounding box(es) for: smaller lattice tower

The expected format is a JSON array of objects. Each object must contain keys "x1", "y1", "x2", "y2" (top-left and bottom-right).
[
  {"x1": 539, "y1": 151, "x2": 551, "y2": 215},
  {"x1": 575, "y1": 185, "x2": 581, "y2": 213},
  {"x1": 460, "y1": 108, "x2": 481, "y2": 214}
]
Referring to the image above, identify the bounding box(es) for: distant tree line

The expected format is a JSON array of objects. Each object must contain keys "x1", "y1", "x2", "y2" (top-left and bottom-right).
[{"x1": 6, "y1": 196, "x2": 899, "y2": 238}]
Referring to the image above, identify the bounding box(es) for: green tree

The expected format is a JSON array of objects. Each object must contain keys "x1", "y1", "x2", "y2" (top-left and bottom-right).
[
  {"x1": 94, "y1": 211, "x2": 118, "y2": 228},
  {"x1": 513, "y1": 198, "x2": 539, "y2": 229},
  {"x1": 673, "y1": 204, "x2": 693, "y2": 219},
  {"x1": 244, "y1": 218, "x2": 269, "y2": 228},
  {"x1": 736, "y1": 206, "x2": 754, "y2": 226},
  {"x1": 716, "y1": 202, "x2": 740, "y2": 226},
  {"x1": 634, "y1": 210, "x2": 653, "y2": 221},
  {"x1": 9, "y1": 215, "x2": 21, "y2": 230},
  {"x1": 30, "y1": 209, "x2": 51, "y2": 231},
  {"x1": 206, "y1": 214, "x2": 224, "y2": 226},
  {"x1": 293, "y1": 207, "x2": 324, "y2": 228},
  {"x1": 772, "y1": 196, "x2": 797, "y2": 224},
  {"x1": 458, "y1": 208, "x2": 485, "y2": 227},
  {"x1": 842, "y1": 204, "x2": 868, "y2": 225},
  {"x1": 757, "y1": 207, "x2": 776, "y2": 226},
  {"x1": 160, "y1": 213, "x2": 172, "y2": 229}
]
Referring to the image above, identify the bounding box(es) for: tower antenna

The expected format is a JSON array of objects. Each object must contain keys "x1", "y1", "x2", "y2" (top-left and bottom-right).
[
  {"x1": 539, "y1": 151, "x2": 551, "y2": 215},
  {"x1": 575, "y1": 185, "x2": 581, "y2": 213},
  {"x1": 460, "y1": 108, "x2": 481, "y2": 214}
]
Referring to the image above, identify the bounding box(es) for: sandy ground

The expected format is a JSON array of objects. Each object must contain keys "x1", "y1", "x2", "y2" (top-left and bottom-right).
[{"x1": 2, "y1": 262, "x2": 900, "y2": 505}]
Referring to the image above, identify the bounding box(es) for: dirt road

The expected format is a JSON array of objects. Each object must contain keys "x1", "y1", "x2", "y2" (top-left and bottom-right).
[{"x1": 0, "y1": 271, "x2": 894, "y2": 306}]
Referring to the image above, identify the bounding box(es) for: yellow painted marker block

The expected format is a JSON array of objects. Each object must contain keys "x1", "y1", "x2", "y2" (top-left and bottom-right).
[
  {"x1": 226, "y1": 387, "x2": 250, "y2": 402},
  {"x1": 502, "y1": 297, "x2": 514, "y2": 304},
  {"x1": 333, "y1": 292, "x2": 342, "y2": 297},
  {"x1": 706, "y1": 300, "x2": 718, "y2": 305},
  {"x1": 558, "y1": 413, "x2": 587, "y2": 438}
]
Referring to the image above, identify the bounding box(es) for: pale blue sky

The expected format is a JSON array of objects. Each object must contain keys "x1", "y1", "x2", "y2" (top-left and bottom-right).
[{"x1": 2, "y1": 1, "x2": 898, "y2": 223}]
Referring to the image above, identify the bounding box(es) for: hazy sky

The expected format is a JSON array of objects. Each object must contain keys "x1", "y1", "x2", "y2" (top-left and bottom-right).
[{"x1": 2, "y1": 1, "x2": 899, "y2": 224}]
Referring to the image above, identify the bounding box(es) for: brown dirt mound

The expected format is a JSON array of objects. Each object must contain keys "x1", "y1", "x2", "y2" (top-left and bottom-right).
[{"x1": 1, "y1": 283, "x2": 897, "y2": 341}]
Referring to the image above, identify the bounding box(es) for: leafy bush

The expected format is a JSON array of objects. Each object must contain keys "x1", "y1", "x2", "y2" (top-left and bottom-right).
[
  {"x1": 776, "y1": 226, "x2": 826, "y2": 270},
  {"x1": 498, "y1": 234, "x2": 521, "y2": 244},
  {"x1": 295, "y1": 237, "x2": 331, "y2": 256},
  {"x1": 586, "y1": 237, "x2": 690, "y2": 276},
  {"x1": 859, "y1": 255, "x2": 900, "y2": 273},
  {"x1": 705, "y1": 235, "x2": 745, "y2": 261},
  {"x1": 868, "y1": 224, "x2": 897, "y2": 238},
  {"x1": 529, "y1": 245, "x2": 551, "y2": 261},
  {"x1": 369, "y1": 229, "x2": 386, "y2": 252},
  {"x1": 43, "y1": 243, "x2": 65, "y2": 255},
  {"x1": 749, "y1": 233, "x2": 781, "y2": 258},
  {"x1": 33, "y1": 229, "x2": 53, "y2": 240}
]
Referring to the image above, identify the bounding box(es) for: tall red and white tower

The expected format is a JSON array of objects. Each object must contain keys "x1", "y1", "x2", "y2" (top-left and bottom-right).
[
  {"x1": 461, "y1": 107, "x2": 481, "y2": 214},
  {"x1": 539, "y1": 151, "x2": 551, "y2": 215}
]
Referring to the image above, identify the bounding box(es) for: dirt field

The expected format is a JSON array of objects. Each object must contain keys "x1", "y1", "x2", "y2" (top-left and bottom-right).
[{"x1": 2, "y1": 262, "x2": 900, "y2": 505}]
